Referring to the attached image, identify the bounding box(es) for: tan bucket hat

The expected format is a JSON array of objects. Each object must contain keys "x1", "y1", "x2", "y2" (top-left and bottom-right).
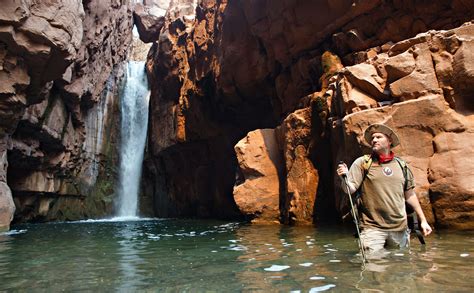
[{"x1": 364, "y1": 123, "x2": 400, "y2": 147}]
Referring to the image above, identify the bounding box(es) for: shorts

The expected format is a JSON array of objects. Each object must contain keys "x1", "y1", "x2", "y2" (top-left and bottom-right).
[{"x1": 360, "y1": 228, "x2": 410, "y2": 252}]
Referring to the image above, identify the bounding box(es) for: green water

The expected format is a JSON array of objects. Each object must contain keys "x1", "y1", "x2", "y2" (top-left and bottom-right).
[{"x1": 0, "y1": 219, "x2": 472, "y2": 292}]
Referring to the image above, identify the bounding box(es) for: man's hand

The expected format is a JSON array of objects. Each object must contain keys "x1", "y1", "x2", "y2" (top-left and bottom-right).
[
  {"x1": 337, "y1": 162, "x2": 348, "y2": 177},
  {"x1": 405, "y1": 189, "x2": 433, "y2": 237},
  {"x1": 420, "y1": 220, "x2": 432, "y2": 236}
]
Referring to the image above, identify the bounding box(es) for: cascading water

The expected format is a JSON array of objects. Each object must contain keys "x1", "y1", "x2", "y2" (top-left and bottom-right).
[{"x1": 116, "y1": 61, "x2": 150, "y2": 218}]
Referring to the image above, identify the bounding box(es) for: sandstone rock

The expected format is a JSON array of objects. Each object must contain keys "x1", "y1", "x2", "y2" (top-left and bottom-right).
[
  {"x1": 0, "y1": 182, "x2": 15, "y2": 232},
  {"x1": 0, "y1": 49, "x2": 30, "y2": 135},
  {"x1": 144, "y1": 0, "x2": 474, "y2": 227},
  {"x1": 0, "y1": 139, "x2": 7, "y2": 182},
  {"x1": 336, "y1": 94, "x2": 471, "y2": 226},
  {"x1": 11, "y1": 171, "x2": 60, "y2": 194},
  {"x1": 452, "y1": 39, "x2": 474, "y2": 111},
  {"x1": 233, "y1": 129, "x2": 282, "y2": 223},
  {"x1": 129, "y1": 36, "x2": 153, "y2": 61},
  {"x1": 433, "y1": 51, "x2": 454, "y2": 87},
  {"x1": 336, "y1": 76, "x2": 379, "y2": 114},
  {"x1": 385, "y1": 50, "x2": 416, "y2": 82},
  {"x1": 62, "y1": 1, "x2": 132, "y2": 107},
  {"x1": 278, "y1": 108, "x2": 318, "y2": 225},
  {"x1": 343, "y1": 63, "x2": 386, "y2": 100},
  {"x1": 429, "y1": 131, "x2": 474, "y2": 229},
  {"x1": 0, "y1": 55, "x2": 30, "y2": 95},
  {"x1": 0, "y1": 137, "x2": 14, "y2": 232},
  {"x1": 42, "y1": 96, "x2": 68, "y2": 147},
  {"x1": 133, "y1": 3, "x2": 165, "y2": 43},
  {"x1": 0, "y1": 1, "x2": 133, "y2": 227},
  {"x1": 389, "y1": 43, "x2": 441, "y2": 101},
  {"x1": 388, "y1": 34, "x2": 430, "y2": 56},
  {"x1": 0, "y1": 1, "x2": 30, "y2": 24}
]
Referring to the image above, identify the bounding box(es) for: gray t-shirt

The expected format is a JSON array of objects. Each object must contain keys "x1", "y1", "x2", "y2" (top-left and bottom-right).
[{"x1": 347, "y1": 156, "x2": 415, "y2": 231}]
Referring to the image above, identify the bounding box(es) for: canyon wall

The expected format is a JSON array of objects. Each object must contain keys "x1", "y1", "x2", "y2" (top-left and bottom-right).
[
  {"x1": 0, "y1": 0, "x2": 134, "y2": 230},
  {"x1": 140, "y1": 0, "x2": 474, "y2": 228}
]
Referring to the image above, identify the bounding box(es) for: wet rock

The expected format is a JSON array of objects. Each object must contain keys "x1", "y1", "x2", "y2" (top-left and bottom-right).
[
  {"x1": 0, "y1": 139, "x2": 14, "y2": 232},
  {"x1": 0, "y1": 182, "x2": 15, "y2": 232}
]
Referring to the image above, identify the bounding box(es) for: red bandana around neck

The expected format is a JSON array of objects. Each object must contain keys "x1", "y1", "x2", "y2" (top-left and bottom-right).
[{"x1": 374, "y1": 151, "x2": 395, "y2": 163}]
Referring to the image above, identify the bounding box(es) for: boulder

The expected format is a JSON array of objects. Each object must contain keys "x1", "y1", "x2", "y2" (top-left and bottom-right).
[
  {"x1": 233, "y1": 129, "x2": 282, "y2": 223},
  {"x1": 336, "y1": 76, "x2": 379, "y2": 114},
  {"x1": 343, "y1": 63, "x2": 386, "y2": 100},
  {"x1": 0, "y1": 182, "x2": 15, "y2": 232},
  {"x1": 389, "y1": 43, "x2": 441, "y2": 101},
  {"x1": 133, "y1": 3, "x2": 165, "y2": 43},
  {"x1": 384, "y1": 50, "x2": 416, "y2": 82},
  {"x1": 0, "y1": 139, "x2": 15, "y2": 232}
]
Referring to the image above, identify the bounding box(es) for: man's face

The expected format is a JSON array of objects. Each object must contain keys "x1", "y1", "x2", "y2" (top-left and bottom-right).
[{"x1": 371, "y1": 132, "x2": 391, "y2": 153}]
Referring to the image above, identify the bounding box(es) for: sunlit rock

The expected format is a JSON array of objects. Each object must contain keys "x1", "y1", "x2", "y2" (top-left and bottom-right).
[{"x1": 233, "y1": 129, "x2": 282, "y2": 223}]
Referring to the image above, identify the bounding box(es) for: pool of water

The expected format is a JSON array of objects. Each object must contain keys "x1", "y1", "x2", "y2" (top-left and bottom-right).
[{"x1": 0, "y1": 219, "x2": 472, "y2": 291}]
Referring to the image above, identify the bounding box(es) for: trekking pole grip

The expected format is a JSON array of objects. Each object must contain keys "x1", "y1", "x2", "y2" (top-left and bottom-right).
[{"x1": 339, "y1": 161, "x2": 348, "y2": 178}]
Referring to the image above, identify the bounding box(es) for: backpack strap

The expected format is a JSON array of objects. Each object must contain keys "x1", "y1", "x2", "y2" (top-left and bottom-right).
[
  {"x1": 350, "y1": 155, "x2": 372, "y2": 213},
  {"x1": 361, "y1": 154, "x2": 372, "y2": 176},
  {"x1": 362, "y1": 155, "x2": 408, "y2": 187},
  {"x1": 341, "y1": 155, "x2": 371, "y2": 221},
  {"x1": 393, "y1": 156, "x2": 408, "y2": 190}
]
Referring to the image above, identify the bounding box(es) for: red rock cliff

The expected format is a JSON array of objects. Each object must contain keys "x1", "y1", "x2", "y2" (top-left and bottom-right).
[
  {"x1": 141, "y1": 0, "x2": 474, "y2": 229},
  {"x1": 0, "y1": 0, "x2": 134, "y2": 230}
]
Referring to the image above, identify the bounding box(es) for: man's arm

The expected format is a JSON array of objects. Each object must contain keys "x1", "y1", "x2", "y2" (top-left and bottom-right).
[
  {"x1": 337, "y1": 162, "x2": 357, "y2": 194},
  {"x1": 405, "y1": 189, "x2": 432, "y2": 236},
  {"x1": 337, "y1": 157, "x2": 365, "y2": 195}
]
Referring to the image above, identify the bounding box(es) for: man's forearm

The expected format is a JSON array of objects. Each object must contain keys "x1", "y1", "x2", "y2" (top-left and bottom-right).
[
  {"x1": 340, "y1": 178, "x2": 357, "y2": 195},
  {"x1": 405, "y1": 189, "x2": 427, "y2": 222}
]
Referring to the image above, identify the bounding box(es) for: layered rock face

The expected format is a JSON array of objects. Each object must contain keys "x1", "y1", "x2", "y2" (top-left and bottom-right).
[
  {"x1": 332, "y1": 24, "x2": 474, "y2": 229},
  {"x1": 141, "y1": 0, "x2": 474, "y2": 228},
  {"x1": 0, "y1": 0, "x2": 133, "y2": 229}
]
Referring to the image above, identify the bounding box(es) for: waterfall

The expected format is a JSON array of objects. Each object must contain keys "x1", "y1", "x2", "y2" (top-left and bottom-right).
[{"x1": 116, "y1": 61, "x2": 150, "y2": 218}]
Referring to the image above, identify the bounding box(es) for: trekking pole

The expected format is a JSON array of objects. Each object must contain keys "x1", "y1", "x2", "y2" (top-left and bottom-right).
[{"x1": 340, "y1": 162, "x2": 368, "y2": 265}]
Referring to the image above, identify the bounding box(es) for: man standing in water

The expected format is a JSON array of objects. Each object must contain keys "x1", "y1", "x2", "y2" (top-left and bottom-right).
[{"x1": 337, "y1": 124, "x2": 432, "y2": 252}]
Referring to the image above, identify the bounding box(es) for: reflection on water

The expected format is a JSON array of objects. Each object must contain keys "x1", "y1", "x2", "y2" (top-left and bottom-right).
[
  {"x1": 116, "y1": 222, "x2": 145, "y2": 291},
  {"x1": 0, "y1": 220, "x2": 472, "y2": 291}
]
